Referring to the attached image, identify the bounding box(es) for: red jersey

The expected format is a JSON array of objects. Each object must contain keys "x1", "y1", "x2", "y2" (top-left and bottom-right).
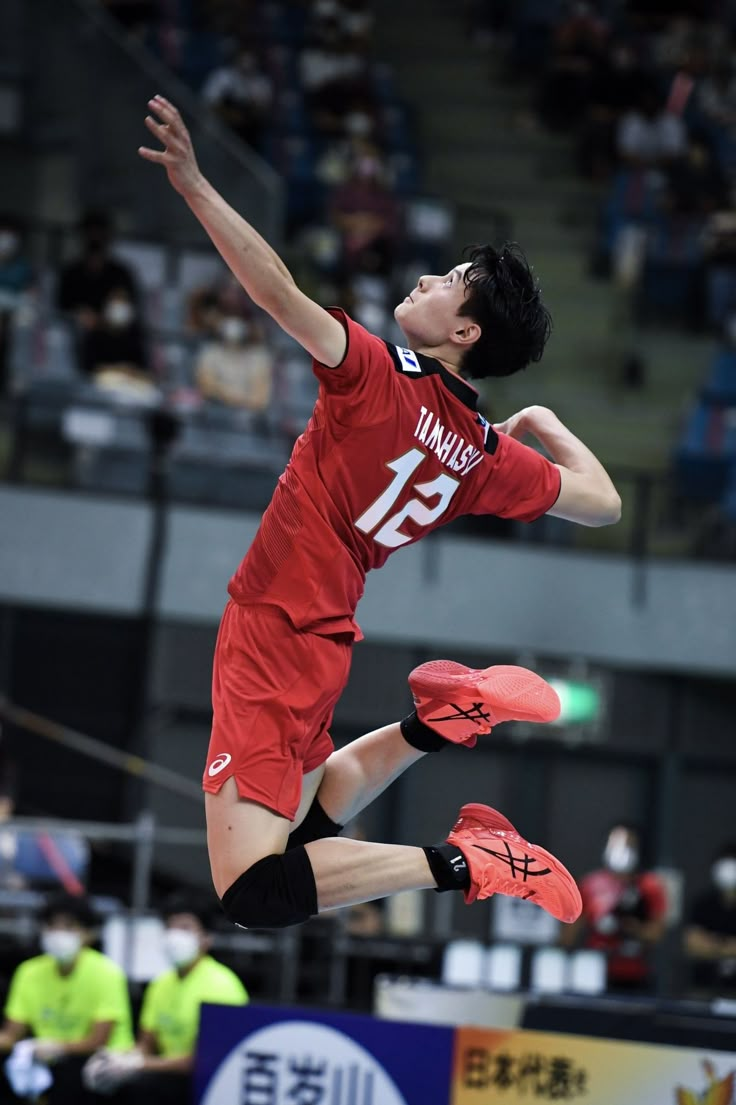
[{"x1": 229, "y1": 309, "x2": 561, "y2": 637}]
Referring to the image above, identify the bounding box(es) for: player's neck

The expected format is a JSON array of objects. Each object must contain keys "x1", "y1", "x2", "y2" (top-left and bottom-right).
[{"x1": 411, "y1": 344, "x2": 463, "y2": 378}]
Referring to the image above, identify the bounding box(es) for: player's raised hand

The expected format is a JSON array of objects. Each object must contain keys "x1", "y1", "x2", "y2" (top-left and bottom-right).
[{"x1": 139, "y1": 95, "x2": 203, "y2": 196}]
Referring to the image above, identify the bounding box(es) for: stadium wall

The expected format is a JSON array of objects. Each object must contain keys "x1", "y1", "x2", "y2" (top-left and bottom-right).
[{"x1": 1, "y1": 486, "x2": 734, "y2": 676}]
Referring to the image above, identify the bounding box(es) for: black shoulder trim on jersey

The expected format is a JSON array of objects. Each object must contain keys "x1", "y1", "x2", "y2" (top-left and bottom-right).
[
  {"x1": 384, "y1": 343, "x2": 479, "y2": 411},
  {"x1": 477, "y1": 415, "x2": 499, "y2": 456}
]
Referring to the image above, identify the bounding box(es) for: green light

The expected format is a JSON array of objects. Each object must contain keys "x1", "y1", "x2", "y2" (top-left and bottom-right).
[{"x1": 547, "y1": 679, "x2": 602, "y2": 725}]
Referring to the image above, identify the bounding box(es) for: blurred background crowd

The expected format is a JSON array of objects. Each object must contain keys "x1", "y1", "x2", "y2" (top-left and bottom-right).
[
  {"x1": 2, "y1": 0, "x2": 736, "y2": 550},
  {"x1": 1, "y1": 0, "x2": 736, "y2": 1102}
]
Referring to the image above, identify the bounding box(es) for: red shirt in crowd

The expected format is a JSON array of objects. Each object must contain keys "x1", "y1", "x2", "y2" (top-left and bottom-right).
[{"x1": 580, "y1": 868, "x2": 668, "y2": 984}]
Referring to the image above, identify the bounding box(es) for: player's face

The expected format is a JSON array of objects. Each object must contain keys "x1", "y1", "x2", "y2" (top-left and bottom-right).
[{"x1": 394, "y1": 262, "x2": 473, "y2": 347}]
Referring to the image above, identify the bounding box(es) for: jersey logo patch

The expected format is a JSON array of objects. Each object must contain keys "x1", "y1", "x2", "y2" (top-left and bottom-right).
[{"x1": 396, "y1": 346, "x2": 421, "y2": 374}]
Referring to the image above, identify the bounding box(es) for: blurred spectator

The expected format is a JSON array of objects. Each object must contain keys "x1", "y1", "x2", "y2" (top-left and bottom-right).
[
  {"x1": 195, "y1": 313, "x2": 273, "y2": 412},
  {"x1": 299, "y1": 18, "x2": 370, "y2": 136},
  {"x1": 187, "y1": 271, "x2": 255, "y2": 338},
  {"x1": 535, "y1": 1, "x2": 611, "y2": 132},
  {"x1": 201, "y1": 48, "x2": 274, "y2": 150},
  {"x1": 0, "y1": 215, "x2": 34, "y2": 395},
  {"x1": 56, "y1": 212, "x2": 141, "y2": 377},
  {"x1": 703, "y1": 211, "x2": 736, "y2": 330},
  {"x1": 565, "y1": 823, "x2": 668, "y2": 991},
  {"x1": 617, "y1": 85, "x2": 688, "y2": 169},
  {"x1": 83, "y1": 893, "x2": 247, "y2": 1105},
  {"x1": 0, "y1": 765, "x2": 24, "y2": 892},
  {"x1": 578, "y1": 40, "x2": 651, "y2": 179},
  {"x1": 696, "y1": 62, "x2": 736, "y2": 135},
  {"x1": 684, "y1": 842, "x2": 736, "y2": 994},
  {"x1": 0, "y1": 894, "x2": 133, "y2": 1105},
  {"x1": 667, "y1": 140, "x2": 728, "y2": 218},
  {"x1": 333, "y1": 0, "x2": 374, "y2": 46},
  {"x1": 329, "y1": 148, "x2": 402, "y2": 277},
  {"x1": 83, "y1": 289, "x2": 148, "y2": 379}
]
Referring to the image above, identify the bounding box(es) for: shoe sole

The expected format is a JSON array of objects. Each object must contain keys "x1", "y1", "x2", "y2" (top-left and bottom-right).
[
  {"x1": 451, "y1": 803, "x2": 582, "y2": 924},
  {"x1": 409, "y1": 661, "x2": 561, "y2": 725}
]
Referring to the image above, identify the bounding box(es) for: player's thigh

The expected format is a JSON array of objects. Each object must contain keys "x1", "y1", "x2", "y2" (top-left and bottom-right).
[
  {"x1": 206, "y1": 778, "x2": 292, "y2": 898},
  {"x1": 290, "y1": 764, "x2": 326, "y2": 831}
]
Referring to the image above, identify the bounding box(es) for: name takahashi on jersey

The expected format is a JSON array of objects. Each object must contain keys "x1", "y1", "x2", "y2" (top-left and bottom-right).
[{"x1": 413, "y1": 405, "x2": 484, "y2": 476}]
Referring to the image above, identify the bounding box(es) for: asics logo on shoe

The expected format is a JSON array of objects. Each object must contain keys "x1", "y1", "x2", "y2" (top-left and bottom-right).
[
  {"x1": 474, "y1": 839, "x2": 551, "y2": 882},
  {"x1": 208, "y1": 753, "x2": 232, "y2": 777},
  {"x1": 427, "y1": 702, "x2": 493, "y2": 726}
]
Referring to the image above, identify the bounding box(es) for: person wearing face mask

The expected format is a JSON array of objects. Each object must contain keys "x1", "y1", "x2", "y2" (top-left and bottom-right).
[
  {"x1": 195, "y1": 312, "x2": 273, "y2": 411},
  {"x1": 329, "y1": 145, "x2": 401, "y2": 277},
  {"x1": 201, "y1": 48, "x2": 273, "y2": 150},
  {"x1": 57, "y1": 212, "x2": 141, "y2": 379},
  {"x1": 564, "y1": 823, "x2": 668, "y2": 991},
  {"x1": 684, "y1": 843, "x2": 736, "y2": 995},
  {"x1": 0, "y1": 893, "x2": 133, "y2": 1104},
  {"x1": 57, "y1": 212, "x2": 139, "y2": 330},
  {"x1": 83, "y1": 892, "x2": 247, "y2": 1105},
  {"x1": 83, "y1": 288, "x2": 148, "y2": 379}
]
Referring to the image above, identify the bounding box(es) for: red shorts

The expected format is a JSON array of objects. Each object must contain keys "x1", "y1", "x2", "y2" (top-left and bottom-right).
[{"x1": 202, "y1": 600, "x2": 353, "y2": 820}]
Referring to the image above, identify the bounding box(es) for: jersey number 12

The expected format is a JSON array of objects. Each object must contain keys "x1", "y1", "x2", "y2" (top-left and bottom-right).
[{"x1": 354, "y1": 447, "x2": 460, "y2": 548}]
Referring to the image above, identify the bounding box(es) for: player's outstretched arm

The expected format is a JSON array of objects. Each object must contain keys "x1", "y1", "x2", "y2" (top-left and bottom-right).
[
  {"x1": 494, "y1": 406, "x2": 622, "y2": 527},
  {"x1": 138, "y1": 95, "x2": 346, "y2": 367}
]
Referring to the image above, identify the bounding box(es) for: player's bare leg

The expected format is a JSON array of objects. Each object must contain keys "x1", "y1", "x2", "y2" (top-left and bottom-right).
[
  {"x1": 309, "y1": 659, "x2": 563, "y2": 826},
  {"x1": 207, "y1": 660, "x2": 581, "y2": 928},
  {"x1": 205, "y1": 777, "x2": 433, "y2": 906},
  {"x1": 308, "y1": 723, "x2": 425, "y2": 827},
  {"x1": 206, "y1": 766, "x2": 326, "y2": 895}
]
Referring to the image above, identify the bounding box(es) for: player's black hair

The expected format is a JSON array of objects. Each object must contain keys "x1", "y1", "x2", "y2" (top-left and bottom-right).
[
  {"x1": 457, "y1": 243, "x2": 552, "y2": 380},
  {"x1": 162, "y1": 890, "x2": 217, "y2": 931},
  {"x1": 41, "y1": 893, "x2": 98, "y2": 930}
]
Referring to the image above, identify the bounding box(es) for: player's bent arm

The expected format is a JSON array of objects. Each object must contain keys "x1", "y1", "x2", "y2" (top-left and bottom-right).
[
  {"x1": 0, "y1": 1019, "x2": 28, "y2": 1051},
  {"x1": 141, "y1": 1053, "x2": 193, "y2": 1073},
  {"x1": 137, "y1": 1028, "x2": 192, "y2": 1072},
  {"x1": 137, "y1": 1029, "x2": 159, "y2": 1058},
  {"x1": 58, "y1": 1020, "x2": 115, "y2": 1056},
  {"x1": 497, "y1": 406, "x2": 621, "y2": 527},
  {"x1": 552, "y1": 467, "x2": 621, "y2": 528}
]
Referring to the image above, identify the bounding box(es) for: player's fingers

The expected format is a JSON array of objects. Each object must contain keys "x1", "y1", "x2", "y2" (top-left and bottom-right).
[
  {"x1": 148, "y1": 95, "x2": 182, "y2": 128},
  {"x1": 144, "y1": 115, "x2": 169, "y2": 142},
  {"x1": 138, "y1": 146, "x2": 168, "y2": 163}
]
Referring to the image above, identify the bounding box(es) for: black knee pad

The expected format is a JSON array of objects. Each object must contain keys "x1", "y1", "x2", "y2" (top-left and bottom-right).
[
  {"x1": 286, "y1": 798, "x2": 343, "y2": 850},
  {"x1": 220, "y1": 846, "x2": 318, "y2": 929}
]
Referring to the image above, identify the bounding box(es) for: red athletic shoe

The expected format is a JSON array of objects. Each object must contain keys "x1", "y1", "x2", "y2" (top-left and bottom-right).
[
  {"x1": 446, "y1": 803, "x2": 582, "y2": 923},
  {"x1": 409, "y1": 660, "x2": 560, "y2": 747}
]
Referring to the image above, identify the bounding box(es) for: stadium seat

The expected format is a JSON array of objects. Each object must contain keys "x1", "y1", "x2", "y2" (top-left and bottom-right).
[{"x1": 441, "y1": 940, "x2": 487, "y2": 987}]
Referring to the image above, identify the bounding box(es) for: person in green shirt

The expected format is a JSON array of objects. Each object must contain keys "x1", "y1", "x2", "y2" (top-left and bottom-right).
[
  {"x1": 83, "y1": 892, "x2": 248, "y2": 1105},
  {"x1": 0, "y1": 893, "x2": 134, "y2": 1104}
]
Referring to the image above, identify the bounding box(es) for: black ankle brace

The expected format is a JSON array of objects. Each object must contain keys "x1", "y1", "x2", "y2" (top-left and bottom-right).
[
  {"x1": 400, "y1": 711, "x2": 447, "y2": 753},
  {"x1": 423, "y1": 844, "x2": 471, "y2": 893}
]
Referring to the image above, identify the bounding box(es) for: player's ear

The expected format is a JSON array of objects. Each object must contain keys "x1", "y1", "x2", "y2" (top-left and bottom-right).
[{"x1": 452, "y1": 320, "x2": 481, "y2": 347}]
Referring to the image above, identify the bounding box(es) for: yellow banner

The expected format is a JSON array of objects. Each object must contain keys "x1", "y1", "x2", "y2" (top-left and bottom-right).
[{"x1": 451, "y1": 1027, "x2": 736, "y2": 1105}]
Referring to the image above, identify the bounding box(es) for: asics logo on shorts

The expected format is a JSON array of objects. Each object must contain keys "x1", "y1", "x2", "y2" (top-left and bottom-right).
[{"x1": 208, "y1": 753, "x2": 232, "y2": 777}]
